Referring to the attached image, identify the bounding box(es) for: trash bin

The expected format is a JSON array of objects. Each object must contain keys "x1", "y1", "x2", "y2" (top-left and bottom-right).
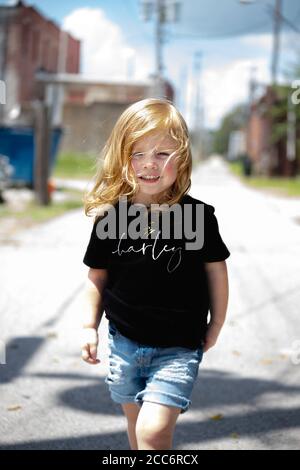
[
  {"x1": 0, "y1": 126, "x2": 63, "y2": 188},
  {"x1": 241, "y1": 153, "x2": 252, "y2": 177}
]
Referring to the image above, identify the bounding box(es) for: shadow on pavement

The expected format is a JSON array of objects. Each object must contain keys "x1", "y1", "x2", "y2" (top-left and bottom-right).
[
  {"x1": 0, "y1": 337, "x2": 45, "y2": 384},
  {"x1": 1, "y1": 368, "x2": 300, "y2": 449}
]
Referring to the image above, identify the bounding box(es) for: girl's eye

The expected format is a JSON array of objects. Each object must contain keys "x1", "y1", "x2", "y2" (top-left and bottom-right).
[
  {"x1": 156, "y1": 152, "x2": 170, "y2": 159},
  {"x1": 130, "y1": 151, "x2": 171, "y2": 160},
  {"x1": 131, "y1": 153, "x2": 144, "y2": 159}
]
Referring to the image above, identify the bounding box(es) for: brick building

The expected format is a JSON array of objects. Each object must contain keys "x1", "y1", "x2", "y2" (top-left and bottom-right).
[
  {"x1": 247, "y1": 86, "x2": 299, "y2": 177},
  {"x1": 0, "y1": 1, "x2": 175, "y2": 156},
  {"x1": 0, "y1": 0, "x2": 80, "y2": 124}
]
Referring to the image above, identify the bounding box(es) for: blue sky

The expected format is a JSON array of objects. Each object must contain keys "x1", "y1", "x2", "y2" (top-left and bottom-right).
[{"x1": 2, "y1": 0, "x2": 300, "y2": 128}]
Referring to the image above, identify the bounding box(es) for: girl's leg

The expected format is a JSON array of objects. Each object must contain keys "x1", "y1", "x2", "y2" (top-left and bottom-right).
[
  {"x1": 135, "y1": 402, "x2": 181, "y2": 450},
  {"x1": 121, "y1": 403, "x2": 141, "y2": 450}
]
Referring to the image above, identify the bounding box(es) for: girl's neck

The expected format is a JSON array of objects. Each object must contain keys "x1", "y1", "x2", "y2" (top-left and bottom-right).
[
  {"x1": 131, "y1": 197, "x2": 156, "y2": 207},
  {"x1": 131, "y1": 189, "x2": 168, "y2": 207}
]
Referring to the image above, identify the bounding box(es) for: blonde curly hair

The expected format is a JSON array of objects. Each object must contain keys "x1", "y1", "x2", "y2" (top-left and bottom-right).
[{"x1": 83, "y1": 98, "x2": 192, "y2": 218}]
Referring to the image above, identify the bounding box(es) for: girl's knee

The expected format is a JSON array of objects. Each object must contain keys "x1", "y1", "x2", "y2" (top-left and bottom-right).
[
  {"x1": 136, "y1": 422, "x2": 173, "y2": 449},
  {"x1": 136, "y1": 417, "x2": 173, "y2": 437},
  {"x1": 135, "y1": 406, "x2": 179, "y2": 445}
]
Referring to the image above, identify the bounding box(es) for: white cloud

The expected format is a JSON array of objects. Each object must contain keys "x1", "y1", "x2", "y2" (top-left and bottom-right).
[
  {"x1": 201, "y1": 58, "x2": 270, "y2": 129},
  {"x1": 241, "y1": 33, "x2": 273, "y2": 50},
  {"x1": 61, "y1": 8, "x2": 276, "y2": 130},
  {"x1": 62, "y1": 7, "x2": 152, "y2": 81},
  {"x1": 241, "y1": 31, "x2": 298, "y2": 55}
]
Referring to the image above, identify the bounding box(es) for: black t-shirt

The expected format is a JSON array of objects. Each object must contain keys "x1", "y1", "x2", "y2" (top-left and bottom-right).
[{"x1": 83, "y1": 193, "x2": 230, "y2": 349}]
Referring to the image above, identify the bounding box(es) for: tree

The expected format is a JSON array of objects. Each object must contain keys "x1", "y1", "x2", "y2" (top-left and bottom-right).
[
  {"x1": 212, "y1": 104, "x2": 248, "y2": 155},
  {"x1": 268, "y1": 58, "x2": 300, "y2": 176}
]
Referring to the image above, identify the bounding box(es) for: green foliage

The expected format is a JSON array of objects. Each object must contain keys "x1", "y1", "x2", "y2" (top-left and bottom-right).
[
  {"x1": 268, "y1": 85, "x2": 300, "y2": 156},
  {"x1": 212, "y1": 104, "x2": 248, "y2": 155},
  {"x1": 228, "y1": 162, "x2": 300, "y2": 196},
  {"x1": 53, "y1": 152, "x2": 98, "y2": 179}
]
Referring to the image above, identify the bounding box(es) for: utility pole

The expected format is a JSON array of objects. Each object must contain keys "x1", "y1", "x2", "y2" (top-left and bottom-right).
[
  {"x1": 33, "y1": 100, "x2": 51, "y2": 205},
  {"x1": 151, "y1": 0, "x2": 164, "y2": 97},
  {"x1": 191, "y1": 50, "x2": 205, "y2": 161},
  {"x1": 240, "y1": 0, "x2": 283, "y2": 85},
  {"x1": 141, "y1": 0, "x2": 181, "y2": 98},
  {"x1": 286, "y1": 92, "x2": 296, "y2": 175},
  {"x1": 246, "y1": 65, "x2": 256, "y2": 159},
  {"x1": 193, "y1": 51, "x2": 202, "y2": 131},
  {"x1": 249, "y1": 65, "x2": 257, "y2": 109},
  {"x1": 51, "y1": 28, "x2": 68, "y2": 126},
  {"x1": 271, "y1": 0, "x2": 282, "y2": 85},
  {"x1": 178, "y1": 64, "x2": 188, "y2": 115}
]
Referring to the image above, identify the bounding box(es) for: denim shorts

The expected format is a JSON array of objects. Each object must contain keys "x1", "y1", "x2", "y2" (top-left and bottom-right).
[{"x1": 105, "y1": 320, "x2": 204, "y2": 414}]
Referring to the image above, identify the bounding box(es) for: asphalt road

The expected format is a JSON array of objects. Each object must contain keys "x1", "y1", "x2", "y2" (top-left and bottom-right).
[{"x1": 0, "y1": 156, "x2": 300, "y2": 450}]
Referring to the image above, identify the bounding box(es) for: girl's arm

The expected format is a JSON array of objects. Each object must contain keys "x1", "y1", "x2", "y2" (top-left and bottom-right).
[
  {"x1": 83, "y1": 268, "x2": 108, "y2": 329},
  {"x1": 203, "y1": 260, "x2": 229, "y2": 352},
  {"x1": 81, "y1": 268, "x2": 108, "y2": 364}
]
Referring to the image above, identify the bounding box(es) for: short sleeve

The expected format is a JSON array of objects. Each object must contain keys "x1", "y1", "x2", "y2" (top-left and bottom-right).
[
  {"x1": 201, "y1": 205, "x2": 230, "y2": 262},
  {"x1": 83, "y1": 219, "x2": 110, "y2": 269}
]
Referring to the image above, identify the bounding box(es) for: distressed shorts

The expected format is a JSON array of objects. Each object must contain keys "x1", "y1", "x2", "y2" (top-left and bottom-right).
[{"x1": 105, "y1": 320, "x2": 204, "y2": 414}]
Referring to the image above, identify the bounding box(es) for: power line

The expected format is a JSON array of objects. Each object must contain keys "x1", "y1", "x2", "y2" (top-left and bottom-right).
[
  {"x1": 168, "y1": 20, "x2": 270, "y2": 40},
  {"x1": 263, "y1": 2, "x2": 300, "y2": 35},
  {"x1": 166, "y1": 0, "x2": 300, "y2": 41}
]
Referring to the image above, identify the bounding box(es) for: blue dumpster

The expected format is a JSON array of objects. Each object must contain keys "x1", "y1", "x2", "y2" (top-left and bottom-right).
[{"x1": 0, "y1": 126, "x2": 63, "y2": 188}]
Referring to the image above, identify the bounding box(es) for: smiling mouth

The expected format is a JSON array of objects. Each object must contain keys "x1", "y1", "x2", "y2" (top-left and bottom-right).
[{"x1": 139, "y1": 175, "x2": 161, "y2": 182}]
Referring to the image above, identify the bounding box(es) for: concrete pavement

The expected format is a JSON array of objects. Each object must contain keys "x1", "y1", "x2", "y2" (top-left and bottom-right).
[{"x1": 0, "y1": 156, "x2": 300, "y2": 450}]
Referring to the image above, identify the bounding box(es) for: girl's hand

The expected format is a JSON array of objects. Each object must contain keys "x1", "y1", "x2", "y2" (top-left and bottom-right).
[
  {"x1": 81, "y1": 327, "x2": 100, "y2": 364},
  {"x1": 203, "y1": 322, "x2": 223, "y2": 353}
]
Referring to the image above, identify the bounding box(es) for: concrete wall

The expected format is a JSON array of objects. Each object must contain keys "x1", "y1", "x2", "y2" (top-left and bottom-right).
[
  {"x1": 61, "y1": 101, "x2": 136, "y2": 155},
  {"x1": 59, "y1": 81, "x2": 160, "y2": 155}
]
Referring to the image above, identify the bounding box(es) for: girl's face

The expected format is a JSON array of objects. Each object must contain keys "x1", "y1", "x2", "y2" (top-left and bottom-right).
[{"x1": 130, "y1": 131, "x2": 178, "y2": 205}]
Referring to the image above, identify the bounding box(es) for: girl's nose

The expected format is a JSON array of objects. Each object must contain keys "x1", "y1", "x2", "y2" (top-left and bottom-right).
[
  {"x1": 142, "y1": 152, "x2": 158, "y2": 168},
  {"x1": 143, "y1": 159, "x2": 158, "y2": 169}
]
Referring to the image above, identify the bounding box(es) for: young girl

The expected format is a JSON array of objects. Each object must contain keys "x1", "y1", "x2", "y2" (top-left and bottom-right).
[{"x1": 81, "y1": 98, "x2": 230, "y2": 451}]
